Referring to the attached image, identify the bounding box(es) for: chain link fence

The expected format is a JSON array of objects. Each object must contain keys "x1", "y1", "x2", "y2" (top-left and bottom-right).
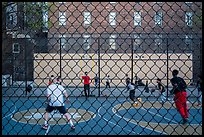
[{"x1": 2, "y1": 2, "x2": 202, "y2": 135}]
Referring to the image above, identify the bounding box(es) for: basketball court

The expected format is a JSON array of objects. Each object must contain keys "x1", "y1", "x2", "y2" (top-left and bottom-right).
[
  {"x1": 2, "y1": 92, "x2": 202, "y2": 135},
  {"x1": 2, "y1": 2, "x2": 202, "y2": 135}
]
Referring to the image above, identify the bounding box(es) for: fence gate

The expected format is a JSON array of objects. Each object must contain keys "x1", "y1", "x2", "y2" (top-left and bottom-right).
[{"x1": 2, "y1": 2, "x2": 202, "y2": 135}]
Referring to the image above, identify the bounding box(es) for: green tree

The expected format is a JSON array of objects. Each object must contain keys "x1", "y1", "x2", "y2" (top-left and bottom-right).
[
  {"x1": 193, "y1": 10, "x2": 202, "y2": 30},
  {"x1": 24, "y1": 2, "x2": 47, "y2": 31}
]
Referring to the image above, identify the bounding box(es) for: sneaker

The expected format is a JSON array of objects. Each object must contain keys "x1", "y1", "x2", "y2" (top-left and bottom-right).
[
  {"x1": 160, "y1": 101, "x2": 165, "y2": 105},
  {"x1": 133, "y1": 102, "x2": 139, "y2": 107},
  {"x1": 137, "y1": 98, "x2": 142, "y2": 102},
  {"x1": 41, "y1": 124, "x2": 48, "y2": 130},
  {"x1": 71, "y1": 125, "x2": 75, "y2": 130},
  {"x1": 182, "y1": 118, "x2": 188, "y2": 125},
  {"x1": 197, "y1": 104, "x2": 201, "y2": 107}
]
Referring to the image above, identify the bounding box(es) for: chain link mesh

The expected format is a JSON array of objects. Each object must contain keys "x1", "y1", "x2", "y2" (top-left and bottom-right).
[{"x1": 2, "y1": 2, "x2": 202, "y2": 135}]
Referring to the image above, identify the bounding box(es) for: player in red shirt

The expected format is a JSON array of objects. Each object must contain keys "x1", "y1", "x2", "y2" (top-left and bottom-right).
[{"x1": 82, "y1": 72, "x2": 91, "y2": 97}]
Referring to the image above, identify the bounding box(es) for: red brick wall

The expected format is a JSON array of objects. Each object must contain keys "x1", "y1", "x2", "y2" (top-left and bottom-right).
[{"x1": 48, "y1": 2, "x2": 202, "y2": 36}]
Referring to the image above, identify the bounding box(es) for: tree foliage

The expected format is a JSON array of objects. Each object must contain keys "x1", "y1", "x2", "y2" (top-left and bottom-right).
[
  {"x1": 24, "y1": 2, "x2": 48, "y2": 31},
  {"x1": 194, "y1": 10, "x2": 202, "y2": 28}
]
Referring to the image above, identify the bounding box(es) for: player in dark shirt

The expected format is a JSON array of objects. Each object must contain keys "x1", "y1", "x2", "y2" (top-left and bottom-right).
[
  {"x1": 125, "y1": 74, "x2": 131, "y2": 91},
  {"x1": 94, "y1": 74, "x2": 99, "y2": 88},
  {"x1": 170, "y1": 69, "x2": 189, "y2": 124}
]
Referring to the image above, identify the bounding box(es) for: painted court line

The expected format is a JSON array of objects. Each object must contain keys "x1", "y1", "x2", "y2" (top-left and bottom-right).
[
  {"x1": 141, "y1": 106, "x2": 203, "y2": 126},
  {"x1": 98, "y1": 105, "x2": 139, "y2": 135},
  {"x1": 112, "y1": 107, "x2": 167, "y2": 135},
  {"x1": 2, "y1": 103, "x2": 16, "y2": 120},
  {"x1": 45, "y1": 125, "x2": 50, "y2": 135},
  {"x1": 141, "y1": 107, "x2": 178, "y2": 124}
]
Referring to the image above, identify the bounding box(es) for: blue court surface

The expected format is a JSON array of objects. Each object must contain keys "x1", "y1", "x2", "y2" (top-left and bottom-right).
[{"x1": 2, "y1": 96, "x2": 202, "y2": 135}]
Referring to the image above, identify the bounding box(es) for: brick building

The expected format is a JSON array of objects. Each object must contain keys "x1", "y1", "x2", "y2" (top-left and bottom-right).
[
  {"x1": 2, "y1": 2, "x2": 48, "y2": 83},
  {"x1": 2, "y1": 2, "x2": 202, "y2": 86},
  {"x1": 45, "y1": 2, "x2": 202, "y2": 84},
  {"x1": 47, "y1": 2, "x2": 201, "y2": 53}
]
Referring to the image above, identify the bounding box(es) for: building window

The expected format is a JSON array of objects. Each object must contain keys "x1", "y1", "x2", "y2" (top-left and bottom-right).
[
  {"x1": 59, "y1": 11, "x2": 66, "y2": 26},
  {"x1": 109, "y1": 12, "x2": 116, "y2": 26},
  {"x1": 59, "y1": 2, "x2": 66, "y2": 4},
  {"x1": 155, "y1": 2, "x2": 162, "y2": 4},
  {"x1": 185, "y1": 35, "x2": 193, "y2": 51},
  {"x1": 185, "y1": 12, "x2": 193, "y2": 27},
  {"x1": 84, "y1": 12, "x2": 91, "y2": 25},
  {"x1": 185, "y1": 35, "x2": 192, "y2": 45},
  {"x1": 134, "y1": 34, "x2": 142, "y2": 51},
  {"x1": 60, "y1": 35, "x2": 66, "y2": 49},
  {"x1": 6, "y1": 3, "x2": 17, "y2": 30},
  {"x1": 155, "y1": 34, "x2": 162, "y2": 45},
  {"x1": 8, "y1": 14, "x2": 14, "y2": 25},
  {"x1": 42, "y1": 2, "x2": 48, "y2": 31},
  {"x1": 83, "y1": 35, "x2": 91, "y2": 50},
  {"x1": 155, "y1": 11, "x2": 162, "y2": 26},
  {"x1": 134, "y1": 12, "x2": 142, "y2": 26},
  {"x1": 185, "y1": 2, "x2": 192, "y2": 6},
  {"x1": 13, "y1": 43, "x2": 20, "y2": 53},
  {"x1": 154, "y1": 34, "x2": 162, "y2": 51},
  {"x1": 109, "y1": 35, "x2": 116, "y2": 49},
  {"x1": 83, "y1": 2, "x2": 91, "y2": 5}
]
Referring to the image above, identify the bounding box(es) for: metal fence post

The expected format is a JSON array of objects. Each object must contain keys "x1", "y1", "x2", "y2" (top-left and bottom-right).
[
  {"x1": 98, "y1": 37, "x2": 100, "y2": 97},
  {"x1": 131, "y1": 38, "x2": 134, "y2": 83},
  {"x1": 25, "y1": 39, "x2": 27, "y2": 95},
  {"x1": 166, "y1": 37, "x2": 169, "y2": 99},
  {"x1": 60, "y1": 37, "x2": 62, "y2": 78}
]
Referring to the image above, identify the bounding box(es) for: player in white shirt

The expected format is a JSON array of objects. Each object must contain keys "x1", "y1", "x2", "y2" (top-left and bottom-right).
[
  {"x1": 125, "y1": 79, "x2": 140, "y2": 107},
  {"x1": 42, "y1": 78, "x2": 75, "y2": 130}
]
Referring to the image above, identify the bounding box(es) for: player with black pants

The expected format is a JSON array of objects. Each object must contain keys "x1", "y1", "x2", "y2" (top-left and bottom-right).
[
  {"x1": 81, "y1": 72, "x2": 91, "y2": 97},
  {"x1": 125, "y1": 74, "x2": 131, "y2": 91},
  {"x1": 157, "y1": 78, "x2": 166, "y2": 104},
  {"x1": 105, "y1": 75, "x2": 111, "y2": 88},
  {"x1": 125, "y1": 79, "x2": 140, "y2": 107}
]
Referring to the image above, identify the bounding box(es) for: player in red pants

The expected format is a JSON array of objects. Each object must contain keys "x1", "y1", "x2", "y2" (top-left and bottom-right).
[{"x1": 170, "y1": 69, "x2": 189, "y2": 124}]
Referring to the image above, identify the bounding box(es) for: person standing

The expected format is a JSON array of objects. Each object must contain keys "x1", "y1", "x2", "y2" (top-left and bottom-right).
[
  {"x1": 170, "y1": 69, "x2": 189, "y2": 124},
  {"x1": 125, "y1": 79, "x2": 140, "y2": 107},
  {"x1": 144, "y1": 80, "x2": 149, "y2": 93},
  {"x1": 56, "y1": 76, "x2": 62, "y2": 85},
  {"x1": 134, "y1": 75, "x2": 139, "y2": 89},
  {"x1": 105, "y1": 75, "x2": 111, "y2": 88},
  {"x1": 156, "y1": 78, "x2": 166, "y2": 104},
  {"x1": 94, "y1": 74, "x2": 99, "y2": 88},
  {"x1": 42, "y1": 78, "x2": 75, "y2": 130},
  {"x1": 196, "y1": 74, "x2": 202, "y2": 106},
  {"x1": 125, "y1": 74, "x2": 131, "y2": 91},
  {"x1": 81, "y1": 72, "x2": 91, "y2": 97},
  {"x1": 48, "y1": 75, "x2": 54, "y2": 85}
]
